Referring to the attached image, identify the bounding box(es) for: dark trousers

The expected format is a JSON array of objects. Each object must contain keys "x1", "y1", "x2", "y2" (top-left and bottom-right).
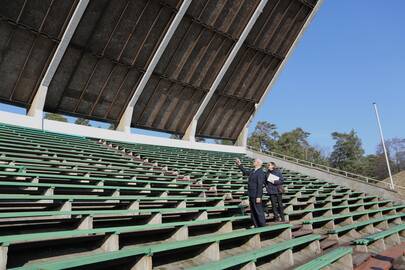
[
  {"x1": 269, "y1": 193, "x2": 284, "y2": 219},
  {"x1": 249, "y1": 197, "x2": 266, "y2": 227}
]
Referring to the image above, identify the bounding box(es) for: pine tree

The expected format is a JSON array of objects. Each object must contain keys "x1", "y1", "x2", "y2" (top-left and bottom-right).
[
  {"x1": 44, "y1": 113, "x2": 68, "y2": 122},
  {"x1": 74, "y1": 118, "x2": 91, "y2": 126}
]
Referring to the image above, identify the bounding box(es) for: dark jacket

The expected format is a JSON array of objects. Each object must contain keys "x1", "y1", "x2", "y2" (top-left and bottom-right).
[
  {"x1": 238, "y1": 165, "x2": 266, "y2": 198},
  {"x1": 265, "y1": 169, "x2": 284, "y2": 194}
]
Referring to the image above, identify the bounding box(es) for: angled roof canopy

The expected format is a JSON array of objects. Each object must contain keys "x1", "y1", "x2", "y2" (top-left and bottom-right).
[{"x1": 0, "y1": 0, "x2": 320, "y2": 141}]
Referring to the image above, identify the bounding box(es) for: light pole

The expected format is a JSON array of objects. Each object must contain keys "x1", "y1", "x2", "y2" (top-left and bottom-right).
[{"x1": 373, "y1": 102, "x2": 394, "y2": 190}]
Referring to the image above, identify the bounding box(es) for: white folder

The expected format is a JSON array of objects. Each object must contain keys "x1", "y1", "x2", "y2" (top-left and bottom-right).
[{"x1": 267, "y1": 173, "x2": 279, "y2": 184}]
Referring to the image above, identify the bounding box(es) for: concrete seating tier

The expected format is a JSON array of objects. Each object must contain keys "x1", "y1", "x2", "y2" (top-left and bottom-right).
[{"x1": 0, "y1": 123, "x2": 403, "y2": 270}]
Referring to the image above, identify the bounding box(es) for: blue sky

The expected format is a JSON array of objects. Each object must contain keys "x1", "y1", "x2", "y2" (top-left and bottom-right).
[
  {"x1": 251, "y1": 0, "x2": 405, "y2": 155},
  {"x1": 1, "y1": 0, "x2": 404, "y2": 154}
]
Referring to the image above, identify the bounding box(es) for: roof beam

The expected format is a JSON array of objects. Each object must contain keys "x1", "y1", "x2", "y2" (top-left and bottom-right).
[
  {"x1": 182, "y1": 0, "x2": 269, "y2": 142},
  {"x1": 27, "y1": 0, "x2": 89, "y2": 119},
  {"x1": 116, "y1": 0, "x2": 192, "y2": 133},
  {"x1": 237, "y1": 0, "x2": 324, "y2": 145}
]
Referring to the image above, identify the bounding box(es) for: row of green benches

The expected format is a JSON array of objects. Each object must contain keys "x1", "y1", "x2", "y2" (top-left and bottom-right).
[
  {"x1": 8, "y1": 224, "x2": 311, "y2": 270},
  {"x1": 0, "y1": 207, "x2": 405, "y2": 268}
]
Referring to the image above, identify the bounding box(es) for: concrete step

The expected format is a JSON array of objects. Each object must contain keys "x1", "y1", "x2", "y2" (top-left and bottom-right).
[
  {"x1": 354, "y1": 257, "x2": 391, "y2": 270},
  {"x1": 320, "y1": 239, "x2": 338, "y2": 250},
  {"x1": 354, "y1": 242, "x2": 405, "y2": 270},
  {"x1": 292, "y1": 229, "x2": 313, "y2": 238},
  {"x1": 352, "y1": 252, "x2": 371, "y2": 268}
]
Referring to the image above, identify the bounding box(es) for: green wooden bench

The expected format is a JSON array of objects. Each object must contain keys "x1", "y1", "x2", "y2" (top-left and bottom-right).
[
  {"x1": 287, "y1": 200, "x2": 392, "y2": 216},
  {"x1": 303, "y1": 205, "x2": 405, "y2": 225},
  {"x1": 2, "y1": 164, "x2": 188, "y2": 182},
  {"x1": 0, "y1": 179, "x2": 204, "y2": 194},
  {"x1": 294, "y1": 247, "x2": 353, "y2": 270},
  {"x1": 352, "y1": 224, "x2": 405, "y2": 246},
  {"x1": 9, "y1": 224, "x2": 292, "y2": 270},
  {"x1": 0, "y1": 205, "x2": 243, "y2": 220},
  {"x1": 0, "y1": 215, "x2": 256, "y2": 247},
  {"x1": 329, "y1": 213, "x2": 405, "y2": 235},
  {"x1": 187, "y1": 234, "x2": 322, "y2": 270}
]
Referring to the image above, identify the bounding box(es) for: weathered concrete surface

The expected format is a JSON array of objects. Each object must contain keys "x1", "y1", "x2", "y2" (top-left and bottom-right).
[{"x1": 246, "y1": 150, "x2": 404, "y2": 203}]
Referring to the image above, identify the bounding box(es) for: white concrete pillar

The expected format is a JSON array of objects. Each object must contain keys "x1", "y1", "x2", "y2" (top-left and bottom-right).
[
  {"x1": 235, "y1": 126, "x2": 249, "y2": 147},
  {"x1": 117, "y1": 0, "x2": 193, "y2": 133},
  {"x1": 27, "y1": 0, "x2": 90, "y2": 120},
  {"x1": 131, "y1": 255, "x2": 152, "y2": 270},
  {"x1": 182, "y1": 0, "x2": 269, "y2": 141},
  {"x1": 0, "y1": 246, "x2": 8, "y2": 270},
  {"x1": 100, "y1": 234, "x2": 119, "y2": 252},
  {"x1": 182, "y1": 119, "x2": 197, "y2": 142},
  {"x1": 77, "y1": 215, "x2": 93, "y2": 230}
]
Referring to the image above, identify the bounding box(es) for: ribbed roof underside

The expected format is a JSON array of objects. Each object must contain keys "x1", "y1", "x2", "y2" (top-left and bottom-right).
[{"x1": 0, "y1": 0, "x2": 318, "y2": 141}]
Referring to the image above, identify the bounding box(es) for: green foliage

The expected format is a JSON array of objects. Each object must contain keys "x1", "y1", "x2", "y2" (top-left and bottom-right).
[
  {"x1": 377, "y1": 138, "x2": 405, "y2": 173},
  {"x1": 215, "y1": 139, "x2": 234, "y2": 145},
  {"x1": 329, "y1": 130, "x2": 365, "y2": 173},
  {"x1": 276, "y1": 128, "x2": 310, "y2": 158},
  {"x1": 170, "y1": 134, "x2": 181, "y2": 140},
  {"x1": 246, "y1": 121, "x2": 405, "y2": 179},
  {"x1": 44, "y1": 113, "x2": 68, "y2": 122},
  {"x1": 74, "y1": 118, "x2": 91, "y2": 126},
  {"x1": 247, "y1": 121, "x2": 279, "y2": 152},
  {"x1": 195, "y1": 137, "x2": 206, "y2": 142},
  {"x1": 169, "y1": 134, "x2": 205, "y2": 142},
  {"x1": 356, "y1": 154, "x2": 389, "y2": 182},
  {"x1": 247, "y1": 121, "x2": 328, "y2": 164}
]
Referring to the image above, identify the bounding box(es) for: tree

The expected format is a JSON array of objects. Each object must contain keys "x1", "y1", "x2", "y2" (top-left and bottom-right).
[
  {"x1": 329, "y1": 130, "x2": 365, "y2": 173},
  {"x1": 360, "y1": 154, "x2": 379, "y2": 179},
  {"x1": 44, "y1": 113, "x2": 67, "y2": 122},
  {"x1": 215, "y1": 139, "x2": 234, "y2": 145},
  {"x1": 170, "y1": 134, "x2": 181, "y2": 140},
  {"x1": 277, "y1": 128, "x2": 310, "y2": 159},
  {"x1": 74, "y1": 118, "x2": 91, "y2": 126},
  {"x1": 377, "y1": 138, "x2": 405, "y2": 173},
  {"x1": 247, "y1": 121, "x2": 279, "y2": 152},
  {"x1": 274, "y1": 128, "x2": 327, "y2": 163},
  {"x1": 170, "y1": 134, "x2": 205, "y2": 142},
  {"x1": 195, "y1": 137, "x2": 206, "y2": 142}
]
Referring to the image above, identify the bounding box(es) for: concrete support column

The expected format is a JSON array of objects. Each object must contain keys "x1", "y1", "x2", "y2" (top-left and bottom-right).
[
  {"x1": 182, "y1": 119, "x2": 197, "y2": 142},
  {"x1": 27, "y1": 0, "x2": 89, "y2": 120},
  {"x1": 77, "y1": 215, "x2": 93, "y2": 230},
  {"x1": 241, "y1": 262, "x2": 256, "y2": 270},
  {"x1": 100, "y1": 234, "x2": 119, "y2": 252},
  {"x1": 195, "y1": 211, "x2": 208, "y2": 220},
  {"x1": 169, "y1": 226, "x2": 189, "y2": 241},
  {"x1": 0, "y1": 246, "x2": 8, "y2": 270},
  {"x1": 182, "y1": 0, "x2": 268, "y2": 142},
  {"x1": 268, "y1": 249, "x2": 294, "y2": 268},
  {"x1": 148, "y1": 213, "x2": 162, "y2": 224},
  {"x1": 335, "y1": 253, "x2": 353, "y2": 270},
  {"x1": 28, "y1": 85, "x2": 48, "y2": 120},
  {"x1": 116, "y1": 106, "x2": 133, "y2": 133},
  {"x1": 131, "y1": 256, "x2": 152, "y2": 270},
  {"x1": 218, "y1": 221, "x2": 233, "y2": 233},
  {"x1": 199, "y1": 242, "x2": 220, "y2": 262},
  {"x1": 235, "y1": 126, "x2": 248, "y2": 147},
  {"x1": 370, "y1": 238, "x2": 386, "y2": 252},
  {"x1": 116, "y1": 0, "x2": 192, "y2": 133},
  {"x1": 245, "y1": 234, "x2": 261, "y2": 249}
]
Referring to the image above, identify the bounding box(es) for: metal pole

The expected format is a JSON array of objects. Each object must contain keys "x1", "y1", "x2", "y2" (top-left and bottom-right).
[{"x1": 373, "y1": 102, "x2": 394, "y2": 189}]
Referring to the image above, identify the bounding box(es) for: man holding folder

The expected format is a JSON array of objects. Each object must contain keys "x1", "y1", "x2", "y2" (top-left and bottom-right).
[{"x1": 266, "y1": 162, "x2": 285, "y2": 222}]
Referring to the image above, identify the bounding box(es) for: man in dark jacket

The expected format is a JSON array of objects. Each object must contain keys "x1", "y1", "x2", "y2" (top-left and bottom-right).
[
  {"x1": 265, "y1": 162, "x2": 285, "y2": 222},
  {"x1": 235, "y1": 158, "x2": 266, "y2": 227}
]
